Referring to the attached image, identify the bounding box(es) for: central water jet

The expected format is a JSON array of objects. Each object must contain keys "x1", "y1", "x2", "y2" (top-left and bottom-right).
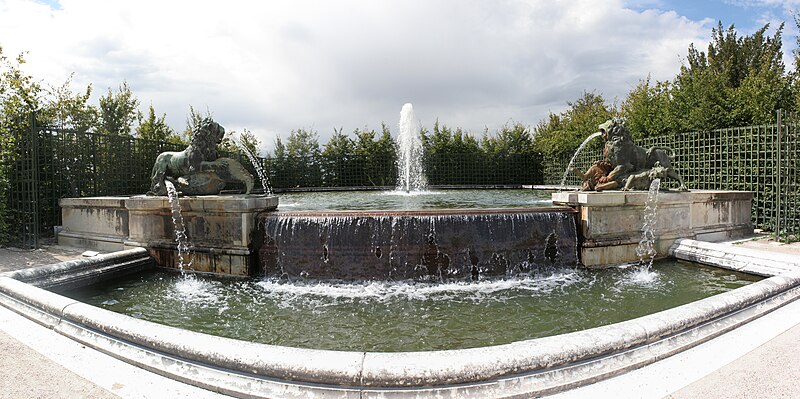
[{"x1": 396, "y1": 103, "x2": 427, "y2": 192}]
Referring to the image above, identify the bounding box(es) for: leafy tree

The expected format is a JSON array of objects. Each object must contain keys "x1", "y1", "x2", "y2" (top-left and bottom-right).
[
  {"x1": 421, "y1": 121, "x2": 483, "y2": 184},
  {"x1": 285, "y1": 128, "x2": 322, "y2": 187},
  {"x1": 351, "y1": 124, "x2": 396, "y2": 186},
  {"x1": 533, "y1": 91, "x2": 615, "y2": 160},
  {"x1": 235, "y1": 128, "x2": 262, "y2": 157},
  {"x1": 672, "y1": 22, "x2": 788, "y2": 131},
  {"x1": 44, "y1": 75, "x2": 98, "y2": 132},
  {"x1": 136, "y1": 104, "x2": 181, "y2": 143},
  {"x1": 0, "y1": 47, "x2": 46, "y2": 242},
  {"x1": 97, "y1": 81, "x2": 140, "y2": 136},
  {"x1": 483, "y1": 122, "x2": 542, "y2": 184},
  {"x1": 321, "y1": 127, "x2": 356, "y2": 186},
  {"x1": 620, "y1": 77, "x2": 676, "y2": 138}
]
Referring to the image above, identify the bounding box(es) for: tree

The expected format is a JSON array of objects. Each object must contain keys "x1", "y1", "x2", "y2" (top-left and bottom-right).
[
  {"x1": 285, "y1": 128, "x2": 322, "y2": 187},
  {"x1": 136, "y1": 104, "x2": 181, "y2": 143},
  {"x1": 533, "y1": 91, "x2": 615, "y2": 160},
  {"x1": 322, "y1": 127, "x2": 356, "y2": 186},
  {"x1": 97, "y1": 81, "x2": 140, "y2": 135},
  {"x1": 44, "y1": 75, "x2": 98, "y2": 132},
  {"x1": 671, "y1": 22, "x2": 789, "y2": 131},
  {"x1": 352, "y1": 124, "x2": 397, "y2": 186},
  {"x1": 620, "y1": 77, "x2": 676, "y2": 138},
  {"x1": 0, "y1": 47, "x2": 46, "y2": 242}
]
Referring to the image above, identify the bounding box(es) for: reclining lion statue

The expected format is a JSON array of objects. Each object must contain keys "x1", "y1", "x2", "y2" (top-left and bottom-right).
[
  {"x1": 574, "y1": 118, "x2": 687, "y2": 191},
  {"x1": 147, "y1": 118, "x2": 254, "y2": 196}
]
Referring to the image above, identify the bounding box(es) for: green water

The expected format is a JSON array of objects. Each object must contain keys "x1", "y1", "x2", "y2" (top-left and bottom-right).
[
  {"x1": 61, "y1": 260, "x2": 759, "y2": 352},
  {"x1": 277, "y1": 189, "x2": 555, "y2": 211}
]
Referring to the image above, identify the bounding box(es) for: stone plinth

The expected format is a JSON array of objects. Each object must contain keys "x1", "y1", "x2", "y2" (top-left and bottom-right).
[
  {"x1": 552, "y1": 190, "x2": 753, "y2": 268},
  {"x1": 59, "y1": 195, "x2": 279, "y2": 276}
]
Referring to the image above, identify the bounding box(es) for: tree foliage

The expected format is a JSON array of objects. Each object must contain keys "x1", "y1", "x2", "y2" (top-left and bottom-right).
[
  {"x1": 533, "y1": 91, "x2": 615, "y2": 160},
  {"x1": 136, "y1": 104, "x2": 181, "y2": 143},
  {"x1": 97, "y1": 81, "x2": 140, "y2": 136}
]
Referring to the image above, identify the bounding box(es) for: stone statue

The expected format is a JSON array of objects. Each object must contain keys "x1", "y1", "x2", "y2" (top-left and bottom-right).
[
  {"x1": 574, "y1": 118, "x2": 687, "y2": 191},
  {"x1": 572, "y1": 160, "x2": 612, "y2": 191},
  {"x1": 147, "y1": 118, "x2": 255, "y2": 196}
]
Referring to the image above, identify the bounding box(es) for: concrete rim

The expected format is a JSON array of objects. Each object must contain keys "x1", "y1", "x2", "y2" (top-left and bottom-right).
[{"x1": 1, "y1": 248, "x2": 799, "y2": 398}]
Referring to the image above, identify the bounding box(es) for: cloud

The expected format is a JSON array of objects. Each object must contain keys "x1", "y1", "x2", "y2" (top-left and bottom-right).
[{"x1": 0, "y1": 0, "x2": 710, "y2": 154}]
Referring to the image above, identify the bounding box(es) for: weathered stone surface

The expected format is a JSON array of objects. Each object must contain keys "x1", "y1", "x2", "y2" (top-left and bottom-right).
[
  {"x1": 58, "y1": 195, "x2": 278, "y2": 276},
  {"x1": 259, "y1": 207, "x2": 578, "y2": 280},
  {"x1": 552, "y1": 190, "x2": 753, "y2": 267}
]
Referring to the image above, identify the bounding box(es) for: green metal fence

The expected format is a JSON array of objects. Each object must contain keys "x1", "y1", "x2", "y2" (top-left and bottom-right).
[
  {"x1": 6, "y1": 113, "x2": 800, "y2": 248},
  {"x1": 3, "y1": 125, "x2": 544, "y2": 248},
  {"x1": 544, "y1": 110, "x2": 800, "y2": 239}
]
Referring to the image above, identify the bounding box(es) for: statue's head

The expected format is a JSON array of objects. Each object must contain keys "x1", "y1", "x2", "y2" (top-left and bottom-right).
[
  {"x1": 599, "y1": 118, "x2": 630, "y2": 142},
  {"x1": 191, "y1": 118, "x2": 225, "y2": 161}
]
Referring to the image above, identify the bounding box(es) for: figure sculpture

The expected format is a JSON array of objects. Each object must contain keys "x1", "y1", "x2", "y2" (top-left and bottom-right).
[
  {"x1": 574, "y1": 118, "x2": 687, "y2": 191},
  {"x1": 147, "y1": 118, "x2": 255, "y2": 196}
]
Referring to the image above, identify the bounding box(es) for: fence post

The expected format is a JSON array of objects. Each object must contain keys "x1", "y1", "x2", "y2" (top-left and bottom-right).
[{"x1": 776, "y1": 109, "x2": 783, "y2": 241}]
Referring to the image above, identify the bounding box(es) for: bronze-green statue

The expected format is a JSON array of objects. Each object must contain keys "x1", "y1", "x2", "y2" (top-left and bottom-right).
[
  {"x1": 147, "y1": 118, "x2": 254, "y2": 196},
  {"x1": 576, "y1": 118, "x2": 687, "y2": 191}
]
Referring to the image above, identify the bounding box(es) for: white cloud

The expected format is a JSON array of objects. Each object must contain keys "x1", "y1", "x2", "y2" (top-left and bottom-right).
[{"x1": 0, "y1": 0, "x2": 710, "y2": 153}]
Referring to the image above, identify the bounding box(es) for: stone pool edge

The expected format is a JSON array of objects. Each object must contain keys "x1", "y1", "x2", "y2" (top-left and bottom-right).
[{"x1": 0, "y1": 247, "x2": 798, "y2": 399}]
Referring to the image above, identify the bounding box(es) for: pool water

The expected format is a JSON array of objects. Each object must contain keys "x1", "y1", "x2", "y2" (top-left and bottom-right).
[
  {"x1": 61, "y1": 260, "x2": 760, "y2": 352},
  {"x1": 276, "y1": 189, "x2": 555, "y2": 211}
]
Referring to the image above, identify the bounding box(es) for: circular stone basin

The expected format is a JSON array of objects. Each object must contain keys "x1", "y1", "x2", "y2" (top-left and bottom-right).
[{"x1": 62, "y1": 259, "x2": 759, "y2": 352}]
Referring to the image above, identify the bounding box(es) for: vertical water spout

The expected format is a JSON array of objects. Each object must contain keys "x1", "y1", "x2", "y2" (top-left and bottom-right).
[
  {"x1": 636, "y1": 178, "x2": 661, "y2": 270},
  {"x1": 396, "y1": 103, "x2": 427, "y2": 192},
  {"x1": 165, "y1": 180, "x2": 193, "y2": 272}
]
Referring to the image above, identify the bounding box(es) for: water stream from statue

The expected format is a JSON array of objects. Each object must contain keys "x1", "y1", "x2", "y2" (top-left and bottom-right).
[
  {"x1": 560, "y1": 131, "x2": 603, "y2": 190},
  {"x1": 234, "y1": 137, "x2": 272, "y2": 194},
  {"x1": 636, "y1": 178, "x2": 661, "y2": 271},
  {"x1": 165, "y1": 180, "x2": 193, "y2": 272}
]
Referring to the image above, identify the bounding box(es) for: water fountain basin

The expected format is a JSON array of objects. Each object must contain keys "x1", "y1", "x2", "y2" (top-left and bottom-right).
[{"x1": 1, "y1": 248, "x2": 799, "y2": 398}]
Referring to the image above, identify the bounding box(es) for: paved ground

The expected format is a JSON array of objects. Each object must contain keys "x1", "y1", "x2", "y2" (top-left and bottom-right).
[
  {"x1": 0, "y1": 242, "x2": 118, "y2": 399},
  {"x1": 1, "y1": 237, "x2": 799, "y2": 399}
]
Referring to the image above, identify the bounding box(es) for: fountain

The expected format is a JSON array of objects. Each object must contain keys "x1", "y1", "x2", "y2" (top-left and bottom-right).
[
  {"x1": 6, "y1": 114, "x2": 786, "y2": 399},
  {"x1": 396, "y1": 103, "x2": 427, "y2": 192}
]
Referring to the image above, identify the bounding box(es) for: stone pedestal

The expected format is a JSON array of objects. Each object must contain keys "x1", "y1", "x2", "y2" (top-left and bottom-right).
[
  {"x1": 59, "y1": 195, "x2": 279, "y2": 276},
  {"x1": 552, "y1": 190, "x2": 753, "y2": 268}
]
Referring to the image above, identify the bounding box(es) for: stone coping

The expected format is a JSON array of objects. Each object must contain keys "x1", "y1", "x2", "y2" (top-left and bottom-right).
[
  {"x1": 671, "y1": 238, "x2": 800, "y2": 277},
  {"x1": 552, "y1": 189, "x2": 753, "y2": 206},
  {"x1": 0, "y1": 250, "x2": 798, "y2": 398},
  {"x1": 271, "y1": 206, "x2": 574, "y2": 218}
]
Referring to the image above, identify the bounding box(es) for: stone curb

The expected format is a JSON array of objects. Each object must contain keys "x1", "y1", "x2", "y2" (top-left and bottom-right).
[{"x1": 1, "y1": 252, "x2": 799, "y2": 398}]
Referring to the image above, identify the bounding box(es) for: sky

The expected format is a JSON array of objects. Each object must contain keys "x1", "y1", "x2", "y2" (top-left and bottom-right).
[{"x1": 1, "y1": 0, "x2": 798, "y2": 154}]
